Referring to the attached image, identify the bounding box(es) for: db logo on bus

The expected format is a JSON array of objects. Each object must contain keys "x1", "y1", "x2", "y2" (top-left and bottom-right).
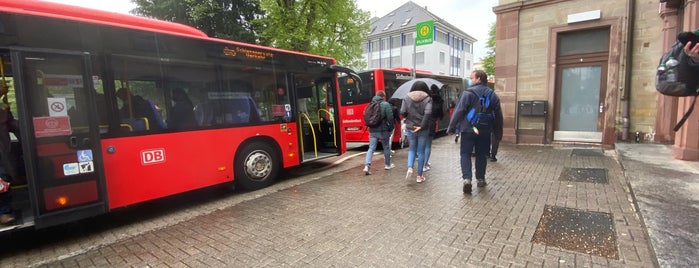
[{"x1": 141, "y1": 148, "x2": 166, "y2": 165}]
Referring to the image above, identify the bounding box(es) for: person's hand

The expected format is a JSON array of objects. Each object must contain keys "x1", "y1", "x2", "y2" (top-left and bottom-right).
[
  {"x1": 684, "y1": 41, "x2": 699, "y2": 61},
  {"x1": 0, "y1": 178, "x2": 8, "y2": 193},
  {"x1": 411, "y1": 126, "x2": 422, "y2": 133}
]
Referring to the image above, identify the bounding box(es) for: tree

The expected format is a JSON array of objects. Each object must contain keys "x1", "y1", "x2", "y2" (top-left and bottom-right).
[
  {"x1": 131, "y1": 0, "x2": 264, "y2": 44},
  {"x1": 256, "y1": 0, "x2": 370, "y2": 69},
  {"x1": 480, "y1": 22, "x2": 495, "y2": 77}
]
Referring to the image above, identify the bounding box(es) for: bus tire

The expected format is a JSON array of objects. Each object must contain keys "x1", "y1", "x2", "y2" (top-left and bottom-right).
[{"x1": 235, "y1": 142, "x2": 279, "y2": 190}]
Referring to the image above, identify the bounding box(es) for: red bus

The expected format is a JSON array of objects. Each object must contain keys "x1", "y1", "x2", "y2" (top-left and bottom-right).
[
  {"x1": 338, "y1": 68, "x2": 463, "y2": 147},
  {"x1": 0, "y1": 0, "x2": 360, "y2": 231}
]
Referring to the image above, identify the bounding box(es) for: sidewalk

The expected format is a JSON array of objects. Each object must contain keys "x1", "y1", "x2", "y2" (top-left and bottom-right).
[
  {"x1": 615, "y1": 143, "x2": 699, "y2": 268},
  {"x1": 19, "y1": 138, "x2": 657, "y2": 267}
]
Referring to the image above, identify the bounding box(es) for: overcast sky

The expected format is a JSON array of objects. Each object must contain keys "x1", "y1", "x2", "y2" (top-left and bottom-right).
[{"x1": 41, "y1": 0, "x2": 497, "y2": 61}]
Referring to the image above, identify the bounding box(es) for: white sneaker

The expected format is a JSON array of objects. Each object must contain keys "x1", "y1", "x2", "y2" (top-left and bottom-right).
[
  {"x1": 390, "y1": 150, "x2": 396, "y2": 156},
  {"x1": 423, "y1": 165, "x2": 431, "y2": 172},
  {"x1": 363, "y1": 166, "x2": 370, "y2": 175},
  {"x1": 385, "y1": 163, "x2": 395, "y2": 170}
]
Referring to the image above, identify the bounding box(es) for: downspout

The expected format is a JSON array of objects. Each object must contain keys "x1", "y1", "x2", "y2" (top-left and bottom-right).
[{"x1": 622, "y1": 0, "x2": 636, "y2": 141}]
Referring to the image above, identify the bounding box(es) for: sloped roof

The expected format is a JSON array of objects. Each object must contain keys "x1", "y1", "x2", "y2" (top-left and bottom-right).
[{"x1": 368, "y1": 1, "x2": 476, "y2": 42}]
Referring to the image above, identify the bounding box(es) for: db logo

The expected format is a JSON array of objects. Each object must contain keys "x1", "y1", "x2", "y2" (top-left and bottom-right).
[{"x1": 141, "y1": 149, "x2": 166, "y2": 165}]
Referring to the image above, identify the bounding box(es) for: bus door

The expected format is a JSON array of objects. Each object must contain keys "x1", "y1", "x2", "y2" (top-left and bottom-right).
[
  {"x1": 293, "y1": 74, "x2": 339, "y2": 161},
  {"x1": 14, "y1": 50, "x2": 107, "y2": 228}
]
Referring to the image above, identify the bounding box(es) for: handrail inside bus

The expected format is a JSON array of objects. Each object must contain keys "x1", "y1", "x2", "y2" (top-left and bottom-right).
[
  {"x1": 298, "y1": 113, "x2": 317, "y2": 158},
  {"x1": 317, "y1": 109, "x2": 336, "y2": 148}
]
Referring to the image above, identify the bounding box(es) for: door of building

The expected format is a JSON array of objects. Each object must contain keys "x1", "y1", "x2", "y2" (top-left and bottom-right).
[{"x1": 552, "y1": 28, "x2": 610, "y2": 143}]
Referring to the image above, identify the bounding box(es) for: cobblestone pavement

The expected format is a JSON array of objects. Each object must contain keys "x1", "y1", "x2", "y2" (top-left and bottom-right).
[{"x1": 1, "y1": 137, "x2": 656, "y2": 267}]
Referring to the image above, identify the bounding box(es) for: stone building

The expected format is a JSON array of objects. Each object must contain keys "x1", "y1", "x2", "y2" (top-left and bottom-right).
[{"x1": 492, "y1": 0, "x2": 666, "y2": 148}]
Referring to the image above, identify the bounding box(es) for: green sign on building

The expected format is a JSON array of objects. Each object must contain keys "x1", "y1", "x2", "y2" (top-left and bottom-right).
[{"x1": 415, "y1": 20, "x2": 434, "y2": 46}]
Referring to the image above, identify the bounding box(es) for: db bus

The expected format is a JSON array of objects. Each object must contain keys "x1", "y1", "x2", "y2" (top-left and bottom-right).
[
  {"x1": 0, "y1": 0, "x2": 360, "y2": 232},
  {"x1": 338, "y1": 68, "x2": 462, "y2": 147}
]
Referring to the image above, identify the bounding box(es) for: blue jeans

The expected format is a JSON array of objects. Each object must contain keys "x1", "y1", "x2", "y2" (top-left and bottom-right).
[
  {"x1": 459, "y1": 130, "x2": 491, "y2": 181},
  {"x1": 365, "y1": 130, "x2": 393, "y2": 167},
  {"x1": 407, "y1": 129, "x2": 429, "y2": 176},
  {"x1": 424, "y1": 135, "x2": 434, "y2": 165}
]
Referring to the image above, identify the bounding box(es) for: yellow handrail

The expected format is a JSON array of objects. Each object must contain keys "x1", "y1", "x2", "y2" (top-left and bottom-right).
[
  {"x1": 317, "y1": 109, "x2": 336, "y2": 147},
  {"x1": 298, "y1": 112, "x2": 317, "y2": 158}
]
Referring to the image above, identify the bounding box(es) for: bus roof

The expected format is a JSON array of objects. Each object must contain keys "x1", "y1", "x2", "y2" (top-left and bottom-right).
[
  {"x1": 0, "y1": 0, "x2": 336, "y2": 62},
  {"x1": 0, "y1": 0, "x2": 208, "y2": 38}
]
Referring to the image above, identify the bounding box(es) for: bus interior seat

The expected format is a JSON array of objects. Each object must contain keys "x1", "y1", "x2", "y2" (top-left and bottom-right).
[
  {"x1": 194, "y1": 97, "x2": 262, "y2": 126},
  {"x1": 146, "y1": 99, "x2": 167, "y2": 129}
]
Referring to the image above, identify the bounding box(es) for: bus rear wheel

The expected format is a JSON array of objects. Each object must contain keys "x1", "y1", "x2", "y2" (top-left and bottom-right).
[{"x1": 235, "y1": 142, "x2": 278, "y2": 190}]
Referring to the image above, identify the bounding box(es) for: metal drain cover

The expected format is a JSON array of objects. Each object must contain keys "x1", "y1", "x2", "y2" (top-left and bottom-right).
[
  {"x1": 532, "y1": 205, "x2": 618, "y2": 259},
  {"x1": 559, "y1": 167, "x2": 608, "y2": 184},
  {"x1": 571, "y1": 149, "x2": 604, "y2": 156}
]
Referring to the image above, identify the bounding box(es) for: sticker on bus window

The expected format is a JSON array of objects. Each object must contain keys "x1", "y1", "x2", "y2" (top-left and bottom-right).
[
  {"x1": 79, "y1": 161, "x2": 94, "y2": 173},
  {"x1": 63, "y1": 163, "x2": 79, "y2": 176},
  {"x1": 33, "y1": 116, "x2": 72, "y2": 138},
  {"x1": 78, "y1": 150, "x2": 93, "y2": 162},
  {"x1": 47, "y1": 97, "x2": 68, "y2": 117},
  {"x1": 271, "y1": 105, "x2": 286, "y2": 117}
]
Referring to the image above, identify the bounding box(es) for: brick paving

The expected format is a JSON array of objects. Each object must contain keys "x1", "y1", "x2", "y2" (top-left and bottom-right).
[{"x1": 3, "y1": 137, "x2": 656, "y2": 267}]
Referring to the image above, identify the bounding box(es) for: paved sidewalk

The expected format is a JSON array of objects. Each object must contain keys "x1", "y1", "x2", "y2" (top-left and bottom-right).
[
  {"x1": 2, "y1": 138, "x2": 665, "y2": 267},
  {"x1": 615, "y1": 143, "x2": 699, "y2": 268}
]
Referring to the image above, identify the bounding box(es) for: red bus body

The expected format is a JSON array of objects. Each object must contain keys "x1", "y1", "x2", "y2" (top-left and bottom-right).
[
  {"x1": 0, "y1": 0, "x2": 358, "y2": 231},
  {"x1": 338, "y1": 68, "x2": 463, "y2": 146}
]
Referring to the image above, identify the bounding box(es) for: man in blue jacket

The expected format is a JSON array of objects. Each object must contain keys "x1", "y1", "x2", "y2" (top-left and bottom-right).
[
  {"x1": 447, "y1": 70, "x2": 503, "y2": 194},
  {"x1": 363, "y1": 91, "x2": 395, "y2": 175}
]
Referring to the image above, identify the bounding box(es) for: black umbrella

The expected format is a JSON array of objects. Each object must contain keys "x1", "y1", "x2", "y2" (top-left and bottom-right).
[{"x1": 389, "y1": 78, "x2": 444, "y2": 100}]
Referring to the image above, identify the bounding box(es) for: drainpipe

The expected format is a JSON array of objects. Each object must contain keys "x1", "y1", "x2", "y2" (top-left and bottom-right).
[{"x1": 622, "y1": 0, "x2": 635, "y2": 141}]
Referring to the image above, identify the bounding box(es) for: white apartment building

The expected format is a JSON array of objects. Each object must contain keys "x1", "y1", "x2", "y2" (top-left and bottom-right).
[{"x1": 363, "y1": 1, "x2": 477, "y2": 77}]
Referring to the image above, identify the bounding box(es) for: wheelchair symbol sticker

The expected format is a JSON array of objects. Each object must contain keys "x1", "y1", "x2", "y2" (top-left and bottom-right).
[{"x1": 77, "y1": 150, "x2": 93, "y2": 162}]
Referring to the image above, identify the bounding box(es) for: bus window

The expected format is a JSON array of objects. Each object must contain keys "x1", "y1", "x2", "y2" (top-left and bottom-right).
[
  {"x1": 162, "y1": 62, "x2": 216, "y2": 130},
  {"x1": 111, "y1": 57, "x2": 167, "y2": 132}
]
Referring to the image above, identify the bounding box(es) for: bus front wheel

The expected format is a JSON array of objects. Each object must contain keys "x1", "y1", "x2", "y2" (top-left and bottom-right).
[{"x1": 235, "y1": 142, "x2": 279, "y2": 190}]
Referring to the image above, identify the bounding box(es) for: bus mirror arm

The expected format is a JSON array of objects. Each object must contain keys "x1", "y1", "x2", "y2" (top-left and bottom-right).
[{"x1": 329, "y1": 65, "x2": 362, "y2": 85}]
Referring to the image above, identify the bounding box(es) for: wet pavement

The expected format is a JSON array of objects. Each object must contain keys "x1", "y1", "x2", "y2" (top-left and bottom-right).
[
  {"x1": 615, "y1": 143, "x2": 699, "y2": 268},
  {"x1": 0, "y1": 138, "x2": 695, "y2": 267}
]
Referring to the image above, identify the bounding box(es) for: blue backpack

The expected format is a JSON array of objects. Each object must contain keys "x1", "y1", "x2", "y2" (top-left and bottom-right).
[{"x1": 466, "y1": 89, "x2": 495, "y2": 129}]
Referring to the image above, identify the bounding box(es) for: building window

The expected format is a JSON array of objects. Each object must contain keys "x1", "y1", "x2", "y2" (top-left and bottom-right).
[
  {"x1": 416, "y1": 51, "x2": 425, "y2": 64},
  {"x1": 403, "y1": 33, "x2": 414, "y2": 46},
  {"x1": 391, "y1": 56, "x2": 401, "y2": 67},
  {"x1": 440, "y1": 51, "x2": 445, "y2": 64},
  {"x1": 383, "y1": 22, "x2": 393, "y2": 31},
  {"x1": 558, "y1": 28, "x2": 610, "y2": 56},
  {"x1": 401, "y1": 18, "x2": 412, "y2": 26},
  {"x1": 392, "y1": 36, "x2": 401, "y2": 49},
  {"x1": 436, "y1": 31, "x2": 448, "y2": 43}
]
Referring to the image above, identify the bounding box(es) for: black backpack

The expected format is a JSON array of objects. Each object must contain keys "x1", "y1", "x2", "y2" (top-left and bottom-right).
[
  {"x1": 466, "y1": 89, "x2": 495, "y2": 129},
  {"x1": 656, "y1": 33, "x2": 699, "y2": 131},
  {"x1": 363, "y1": 101, "x2": 383, "y2": 127}
]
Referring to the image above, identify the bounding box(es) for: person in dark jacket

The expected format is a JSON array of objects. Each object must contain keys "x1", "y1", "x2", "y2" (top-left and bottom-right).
[
  {"x1": 447, "y1": 70, "x2": 503, "y2": 194},
  {"x1": 167, "y1": 88, "x2": 196, "y2": 129},
  {"x1": 401, "y1": 81, "x2": 432, "y2": 183},
  {"x1": 363, "y1": 91, "x2": 395, "y2": 175},
  {"x1": 423, "y1": 84, "x2": 444, "y2": 171}
]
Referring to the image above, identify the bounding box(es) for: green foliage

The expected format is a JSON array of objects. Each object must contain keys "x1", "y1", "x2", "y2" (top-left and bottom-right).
[
  {"x1": 480, "y1": 22, "x2": 495, "y2": 77},
  {"x1": 256, "y1": 0, "x2": 370, "y2": 69},
  {"x1": 131, "y1": 0, "x2": 264, "y2": 44}
]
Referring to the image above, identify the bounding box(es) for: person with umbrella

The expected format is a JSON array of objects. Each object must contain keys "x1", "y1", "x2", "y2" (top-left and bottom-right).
[{"x1": 399, "y1": 81, "x2": 432, "y2": 183}]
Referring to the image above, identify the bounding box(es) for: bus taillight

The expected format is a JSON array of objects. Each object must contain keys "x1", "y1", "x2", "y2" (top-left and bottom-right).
[{"x1": 43, "y1": 181, "x2": 98, "y2": 211}]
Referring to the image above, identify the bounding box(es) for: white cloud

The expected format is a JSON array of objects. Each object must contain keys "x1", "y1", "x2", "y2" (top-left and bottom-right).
[{"x1": 41, "y1": 0, "x2": 496, "y2": 61}]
